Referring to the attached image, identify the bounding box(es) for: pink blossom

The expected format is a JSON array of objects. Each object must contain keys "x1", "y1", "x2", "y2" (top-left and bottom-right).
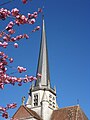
[
  {"x1": 22, "y1": 0, "x2": 27, "y2": 4},
  {"x1": 14, "y1": 43, "x2": 18, "y2": 48},
  {"x1": 6, "y1": 21, "x2": 14, "y2": 30},
  {"x1": 20, "y1": 15, "x2": 28, "y2": 24},
  {"x1": 33, "y1": 12, "x2": 38, "y2": 18},
  {"x1": 11, "y1": 8, "x2": 19, "y2": 17},
  {"x1": 16, "y1": 35, "x2": 23, "y2": 40},
  {"x1": 0, "y1": 62, "x2": 3, "y2": 66},
  {"x1": 3, "y1": 36, "x2": 8, "y2": 41},
  {"x1": 23, "y1": 77, "x2": 28, "y2": 83},
  {"x1": 34, "y1": 12, "x2": 38, "y2": 15},
  {"x1": 2, "y1": 42, "x2": 8, "y2": 48},
  {"x1": 16, "y1": 15, "x2": 20, "y2": 19},
  {"x1": 17, "y1": 78, "x2": 22, "y2": 83},
  {"x1": 35, "y1": 26, "x2": 40, "y2": 30},
  {"x1": 9, "y1": 21, "x2": 14, "y2": 26},
  {"x1": 34, "y1": 14, "x2": 37, "y2": 18},
  {"x1": 0, "y1": 83, "x2": 4, "y2": 89},
  {"x1": 30, "y1": 18, "x2": 35, "y2": 24},
  {"x1": 15, "y1": 19, "x2": 21, "y2": 25},
  {"x1": 7, "y1": 103, "x2": 17, "y2": 109},
  {"x1": 11, "y1": 37, "x2": 16, "y2": 42},
  {"x1": 0, "y1": 52, "x2": 4, "y2": 56},
  {"x1": 0, "y1": 8, "x2": 11, "y2": 20},
  {"x1": 3, "y1": 54, "x2": 8, "y2": 59},
  {"x1": 23, "y1": 34, "x2": 29, "y2": 39},
  {"x1": 0, "y1": 70, "x2": 3, "y2": 74},
  {"x1": 0, "y1": 106, "x2": 6, "y2": 112},
  {"x1": 2, "y1": 112, "x2": 8, "y2": 119},
  {"x1": 11, "y1": 77, "x2": 17, "y2": 82},
  {"x1": 0, "y1": 42, "x2": 2, "y2": 47},
  {"x1": 32, "y1": 26, "x2": 40, "y2": 32},
  {"x1": 21, "y1": 15, "x2": 25, "y2": 20},
  {"x1": 28, "y1": 13, "x2": 31, "y2": 19},
  {"x1": 17, "y1": 66, "x2": 26, "y2": 73},
  {"x1": 30, "y1": 14, "x2": 34, "y2": 18},
  {"x1": 32, "y1": 29, "x2": 36, "y2": 32},
  {"x1": 8, "y1": 29, "x2": 15, "y2": 34},
  {"x1": 9, "y1": 58, "x2": 14, "y2": 63},
  {"x1": 4, "y1": 79, "x2": 10, "y2": 84},
  {"x1": 15, "y1": 15, "x2": 28, "y2": 25},
  {"x1": 28, "y1": 76, "x2": 34, "y2": 81},
  {"x1": 33, "y1": 77, "x2": 37, "y2": 80},
  {"x1": 38, "y1": 8, "x2": 42, "y2": 13}
]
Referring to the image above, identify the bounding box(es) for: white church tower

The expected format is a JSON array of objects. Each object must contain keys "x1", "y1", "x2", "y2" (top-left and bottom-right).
[{"x1": 26, "y1": 16, "x2": 57, "y2": 120}]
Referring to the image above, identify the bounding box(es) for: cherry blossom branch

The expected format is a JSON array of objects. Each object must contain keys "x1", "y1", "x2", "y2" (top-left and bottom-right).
[
  {"x1": 0, "y1": 103, "x2": 17, "y2": 119},
  {"x1": 0, "y1": 1, "x2": 43, "y2": 119}
]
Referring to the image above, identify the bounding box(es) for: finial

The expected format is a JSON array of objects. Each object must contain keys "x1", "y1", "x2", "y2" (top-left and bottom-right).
[
  {"x1": 22, "y1": 96, "x2": 25, "y2": 105},
  {"x1": 42, "y1": 0, "x2": 45, "y2": 17}
]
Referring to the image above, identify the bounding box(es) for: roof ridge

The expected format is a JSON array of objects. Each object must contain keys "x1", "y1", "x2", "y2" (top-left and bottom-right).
[
  {"x1": 79, "y1": 106, "x2": 89, "y2": 120},
  {"x1": 54, "y1": 105, "x2": 79, "y2": 111}
]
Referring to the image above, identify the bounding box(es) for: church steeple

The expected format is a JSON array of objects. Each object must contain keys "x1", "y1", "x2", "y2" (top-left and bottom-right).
[
  {"x1": 26, "y1": 16, "x2": 57, "y2": 120},
  {"x1": 35, "y1": 16, "x2": 50, "y2": 88}
]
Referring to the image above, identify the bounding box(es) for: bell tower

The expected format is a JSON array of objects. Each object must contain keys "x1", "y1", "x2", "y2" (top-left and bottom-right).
[{"x1": 26, "y1": 16, "x2": 57, "y2": 120}]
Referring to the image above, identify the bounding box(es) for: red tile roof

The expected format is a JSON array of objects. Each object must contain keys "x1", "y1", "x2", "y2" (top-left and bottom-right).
[{"x1": 51, "y1": 105, "x2": 88, "y2": 120}]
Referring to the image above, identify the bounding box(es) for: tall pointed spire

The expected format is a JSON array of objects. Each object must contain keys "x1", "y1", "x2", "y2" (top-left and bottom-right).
[{"x1": 35, "y1": 16, "x2": 50, "y2": 87}]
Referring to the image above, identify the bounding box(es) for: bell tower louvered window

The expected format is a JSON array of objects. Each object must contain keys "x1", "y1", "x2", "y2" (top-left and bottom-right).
[{"x1": 34, "y1": 94, "x2": 38, "y2": 106}]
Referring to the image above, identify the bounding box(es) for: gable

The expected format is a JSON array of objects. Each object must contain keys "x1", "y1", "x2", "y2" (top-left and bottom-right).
[
  {"x1": 13, "y1": 106, "x2": 33, "y2": 119},
  {"x1": 12, "y1": 105, "x2": 42, "y2": 120}
]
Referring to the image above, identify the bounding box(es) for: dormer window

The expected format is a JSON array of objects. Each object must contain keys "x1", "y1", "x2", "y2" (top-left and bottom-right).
[{"x1": 34, "y1": 94, "x2": 38, "y2": 106}]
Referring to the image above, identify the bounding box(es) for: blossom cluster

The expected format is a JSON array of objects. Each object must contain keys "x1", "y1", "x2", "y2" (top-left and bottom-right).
[
  {"x1": 0, "y1": 50, "x2": 42, "y2": 89},
  {"x1": 0, "y1": 7, "x2": 42, "y2": 90},
  {"x1": 0, "y1": 103, "x2": 17, "y2": 119},
  {"x1": 0, "y1": 51, "x2": 37, "y2": 89},
  {"x1": 0, "y1": 7, "x2": 42, "y2": 23},
  {"x1": 0, "y1": 7, "x2": 42, "y2": 48}
]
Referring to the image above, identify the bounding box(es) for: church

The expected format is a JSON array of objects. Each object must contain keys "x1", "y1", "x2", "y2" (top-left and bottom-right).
[{"x1": 12, "y1": 17, "x2": 88, "y2": 120}]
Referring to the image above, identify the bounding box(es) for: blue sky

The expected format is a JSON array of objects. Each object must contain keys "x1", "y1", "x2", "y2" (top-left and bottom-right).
[{"x1": 0, "y1": 0, "x2": 90, "y2": 119}]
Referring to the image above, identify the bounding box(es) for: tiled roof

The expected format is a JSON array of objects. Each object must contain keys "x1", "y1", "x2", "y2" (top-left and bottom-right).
[
  {"x1": 51, "y1": 105, "x2": 88, "y2": 120},
  {"x1": 12, "y1": 105, "x2": 42, "y2": 120}
]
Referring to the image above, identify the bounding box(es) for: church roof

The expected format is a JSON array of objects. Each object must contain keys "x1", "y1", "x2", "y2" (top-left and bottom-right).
[
  {"x1": 12, "y1": 105, "x2": 42, "y2": 120},
  {"x1": 51, "y1": 105, "x2": 88, "y2": 120},
  {"x1": 35, "y1": 16, "x2": 50, "y2": 88}
]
